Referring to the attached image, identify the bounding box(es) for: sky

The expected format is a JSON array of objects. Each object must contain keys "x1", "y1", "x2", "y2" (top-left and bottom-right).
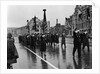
[{"x1": 7, "y1": 5, "x2": 76, "y2": 28}]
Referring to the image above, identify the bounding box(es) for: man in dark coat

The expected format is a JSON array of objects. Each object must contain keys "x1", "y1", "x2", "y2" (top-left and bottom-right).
[
  {"x1": 30, "y1": 34, "x2": 36, "y2": 50},
  {"x1": 40, "y1": 35, "x2": 46, "y2": 58},
  {"x1": 56, "y1": 34, "x2": 59, "y2": 44},
  {"x1": 82, "y1": 32, "x2": 90, "y2": 52},
  {"x1": 18, "y1": 35, "x2": 22, "y2": 43},
  {"x1": 50, "y1": 34, "x2": 53, "y2": 46},
  {"x1": 7, "y1": 33, "x2": 19, "y2": 69},
  {"x1": 54, "y1": 34, "x2": 59, "y2": 46},
  {"x1": 72, "y1": 29, "x2": 81, "y2": 58},
  {"x1": 61, "y1": 33, "x2": 66, "y2": 49}
]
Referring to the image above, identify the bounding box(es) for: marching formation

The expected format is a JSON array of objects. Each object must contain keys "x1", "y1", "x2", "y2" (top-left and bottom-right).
[
  {"x1": 18, "y1": 28, "x2": 91, "y2": 58},
  {"x1": 18, "y1": 33, "x2": 59, "y2": 58},
  {"x1": 7, "y1": 28, "x2": 91, "y2": 69}
]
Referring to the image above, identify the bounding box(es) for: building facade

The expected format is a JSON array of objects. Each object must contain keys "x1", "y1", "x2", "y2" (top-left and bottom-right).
[
  {"x1": 65, "y1": 5, "x2": 92, "y2": 36},
  {"x1": 74, "y1": 5, "x2": 92, "y2": 31},
  {"x1": 14, "y1": 16, "x2": 50, "y2": 36}
]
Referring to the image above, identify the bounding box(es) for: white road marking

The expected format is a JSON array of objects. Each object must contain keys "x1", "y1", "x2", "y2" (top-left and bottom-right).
[{"x1": 24, "y1": 46, "x2": 58, "y2": 69}]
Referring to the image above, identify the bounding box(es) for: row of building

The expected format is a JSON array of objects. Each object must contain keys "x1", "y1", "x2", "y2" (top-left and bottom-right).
[
  {"x1": 49, "y1": 5, "x2": 92, "y2": 36},
  {"x1": 65, "y1": 5, "x2": 92, "y2": 36},
  {"x1": 16, "y1": 16, "x2": 50, "y2": 36},
  {"x1": 7, "y1": 9, "x2": 50, "y2": 37},
  {"x1": 7, "y1": 5, "x2": 92, "y2": 37},
  {"x1": 49, "y1": 19, "x2": 69, "y2": 35},
  {"x1": 8, "y1": 17, "x2": 50, "y2": 36}
]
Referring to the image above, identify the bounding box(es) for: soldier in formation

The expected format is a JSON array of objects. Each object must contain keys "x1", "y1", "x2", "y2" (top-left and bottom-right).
[{"x1": 18, "y1": 33, "x2": 59, "y2": 57}]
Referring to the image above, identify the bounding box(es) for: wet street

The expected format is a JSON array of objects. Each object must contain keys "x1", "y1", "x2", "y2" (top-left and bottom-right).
[{"x1": 13, "y1": 37, "x2": 92, "y2": 69}]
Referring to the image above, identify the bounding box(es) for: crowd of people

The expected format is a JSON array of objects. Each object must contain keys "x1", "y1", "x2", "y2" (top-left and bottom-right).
[
  {"x1": 18, "y1": 28, "x2": 91, "y2": 58},
  {"x1": 73, "y1": 28, "x2": 91, "y2": 58},
  {"x1": 18, "y1": 33, "x2": 59, "y2": 58},
  {"x1": 7, "y1": 28, "x2": 91, "y2": 69}
]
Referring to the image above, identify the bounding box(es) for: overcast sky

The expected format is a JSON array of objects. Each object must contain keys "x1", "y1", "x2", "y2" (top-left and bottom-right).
[{"x1": 7, "y1": 5, "x2": 76, "y2": 28}]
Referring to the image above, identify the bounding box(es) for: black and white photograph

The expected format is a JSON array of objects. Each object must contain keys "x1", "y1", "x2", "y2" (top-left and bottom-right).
[
  {"x1": 7, "y1": 5, "x2": 92, "y2": 69},
  {"x1": 0, "y1": 0, "x2": 100, "y2": 74}
]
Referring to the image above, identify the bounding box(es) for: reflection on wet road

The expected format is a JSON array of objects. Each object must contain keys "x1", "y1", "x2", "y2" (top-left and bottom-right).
[{"x1": 13, "y1": 37, "x2": 92, "y2": 69}]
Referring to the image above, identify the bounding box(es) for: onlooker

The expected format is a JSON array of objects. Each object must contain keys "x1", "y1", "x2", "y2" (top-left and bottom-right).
[{"x1": 7, "y1": 33, "x2": 19, "y2": 69}]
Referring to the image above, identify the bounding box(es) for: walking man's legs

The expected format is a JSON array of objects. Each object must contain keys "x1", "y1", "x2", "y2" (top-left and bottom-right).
[{"x1": 73, "y1": 46, "x2": 77, "y2": 57}]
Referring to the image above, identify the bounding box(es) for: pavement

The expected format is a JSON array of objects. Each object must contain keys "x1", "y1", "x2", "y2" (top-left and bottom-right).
[{"x1": 12, "y1": 37, "x2": 92, "y2": 69}]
